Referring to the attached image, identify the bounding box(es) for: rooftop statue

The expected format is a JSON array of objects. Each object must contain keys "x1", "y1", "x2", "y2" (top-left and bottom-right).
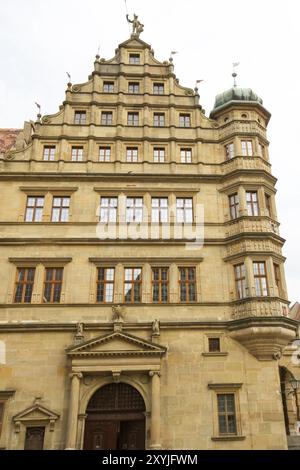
[{"x1": 126, "y1": 14, "x2": 144, "y2": 38}]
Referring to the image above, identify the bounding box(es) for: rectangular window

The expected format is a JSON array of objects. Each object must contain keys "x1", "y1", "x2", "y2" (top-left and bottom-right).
[
  {"x1": 51, "y1": 197, "x2": 70, "y2": 222},
  {"x1": 180, "y1": 148, "x2": 192, "y2": 163},
  {"x1": 14, "y1": 268, "x2": 35, "y2": 303},
  {"x1": 99, "y1": 197, "x2": 118, "y2": 223},
  {"x1": 229, "y1": 193, "x2": 239, "y2": 220},
  {"x1": 96, "y1": 268, "x2": 115, "y2": 303},
  {"x1": 153, "y1": 83, "x2": 164, "y2": 94},
  {"x1": 153, "y1": 148, "x2": 165, "y2": 163},
  {"x1": 124, "y1": 268, "x2": 142, "y2": 303},
  {"x1": 71, "y1": 146, "x2": 84, "y2": 162},
  {"x1": 129, "y1": 54, "x2": 140, "y2": 64},
  {"x1": 152, "y1": 267, "x2": 169, "y2": 303},
  {"x1": 153, "y1": 113, "x2": 165, "y2": 127},
  {"x1": 74, "y1": 111, "x2": 86, "y2": 125},
  {"x1": 208, "y1": 338, "x2": 221, "y2": 353},
  {"x1": 234, "y1": 264, "x2": 247, "y2": 299},
  {"x1": 103, "y1": 82, "x2": 114, "y2": 93},
  {"x1": 176, "y1": 198, "x2": 193, "y2": 223},
  {"x1": 43, "y1": 146, "x2": 55, "y2": 161},
  {"x1": 126, "y1": 197, "x2": 143, "y2": 223},
  {"x1": 151, "y1": 197, "x2": 168, "y2": 223},
  {"x1": 274, "y1": 263, "x2": 283, "y2": 297},
  {"x1": 225, "y1": 143, "x2": 234, "y2": 160},
  {"x1": 253, "y1": 262, "x2": 268, "y2": 296},
  {"x1": 265, "y1": 194, "x2": 272, "y2": 217},
  {"x1": 179, "y1": 113, "x2": 191, "y2": 127},
  {"x1": 127, "y1": 112, "x2": 139, "y2": 126},
  {"x1": 24, "y1": 427, "x2": 45, "y2": 450},
  {"x1": 179, "y1": 267, "x2": 196, "y2": 302},
  {"x1": 43, "y1": 268, "x2": 63, "y2": 303},
  {"x1": 217, "y1": 394, "x2": 237, "y2": 435},
  {"x1": 128, "y1": 82, "x2": 140, "y2": 93},
  {"x1": 241, "y1": 140, "x2": 253, "y2": 156},
  {"x1": 99, "y1": 146, "x2": 111, "y2": 162},
  {"x1": 101, "y1": 112, "x2": 113, "y2": 125},
  {"x1": 246, "y1": 191, "x2": 259, "y2": 216},
  {"x1": 126, "y1": 147, "x2": 138, "y2": 162},
  {"x1": 25, "y1": 196, "x2": 44, "y2": 222}
]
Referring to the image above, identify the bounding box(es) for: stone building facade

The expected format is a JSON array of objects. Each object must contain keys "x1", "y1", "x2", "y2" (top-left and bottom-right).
[{"x1": 0, "y1": 30, "x2": 299, "y2": 450}]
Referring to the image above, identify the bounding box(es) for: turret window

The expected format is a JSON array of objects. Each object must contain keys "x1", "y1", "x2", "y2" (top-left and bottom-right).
[
  {"x1": 229, "y1": 193, "x2": 239, "y2": 220},
  {"x1": 241, "y1": 140, "x2": 253, "y2": 157},
  {"x1": 225, "y1": 143, "x2": 234, "y2": 160},
  {"x1": 265, "y1": 194, "x2": 272, "y2": 217},
  {"x1": 274, "y1": 263, "x2": 283, "y2": 297},
  {"x1": 74, "y1": 111, "x2": 86, "y2": 125},
  {"x1": 253, "y1": 262, "x2": 268, "y2": 296},
  {"x1": 234, "y1": 264, "x2": 247, "y2": 299},
  {"x1": 128, "y1": 82, "x2": 140, "y2": 94},
  {"x1": 153, "y1": 83, "x2": 164, "y2": 95},
  {"x1": 259, "y1": 143, "x2": 266, "y2": 159},
  {"x1": 246, "y1": 191, "x2": 259, "y2": 216}
]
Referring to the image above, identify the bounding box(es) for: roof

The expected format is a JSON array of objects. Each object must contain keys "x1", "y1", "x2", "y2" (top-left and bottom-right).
[
  {"x1": 0, "y1": 128, "x2": 22, "y2": 153},
  {"x1": 212, "y1": 86, "x2": 263, "y2": 112},
  {"x1": 289, "y1": 302, "x2": 300, "y2": 321}
]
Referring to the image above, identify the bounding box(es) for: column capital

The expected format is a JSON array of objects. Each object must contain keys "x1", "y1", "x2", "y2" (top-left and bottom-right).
[
  {"x1": 149, "y1": 371, "x2": 161, "y2": 378},
  {"x1": 69, "y1": 372, "x2": 83, "y2": 380}
]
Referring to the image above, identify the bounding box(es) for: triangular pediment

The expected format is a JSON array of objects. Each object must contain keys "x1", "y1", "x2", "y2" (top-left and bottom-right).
[
  {"x1": 13, "y1": 403, "x2": 59, "y2": 423},
  {"x1": 66, "y1": 331, "x2": 167, "y2": 358},
  {"x1": 118, "y1": 36, "x2": 151, "y2": 50}
]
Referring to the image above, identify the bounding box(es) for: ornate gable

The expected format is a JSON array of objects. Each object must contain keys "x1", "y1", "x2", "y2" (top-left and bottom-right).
[{"x1": 66, "y1": 331, "x2": 167, "y2": 358}]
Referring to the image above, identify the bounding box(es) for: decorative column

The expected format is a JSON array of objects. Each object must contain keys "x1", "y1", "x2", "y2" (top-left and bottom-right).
[
  {"x1": 149, "y1": 371, "x2": 162, "y2": 450},
  {"x1": 65, "y1": 372, "x2": 82, "y2": 450}
]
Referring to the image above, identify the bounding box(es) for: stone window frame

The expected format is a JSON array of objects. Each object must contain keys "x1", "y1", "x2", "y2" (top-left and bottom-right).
[
  {"x1": 42, "y1": 145, "x2": 56, "y2": 161},
  {"x1": 74, "y1": 110, "x2": 87, "y2": 125},
  {"x1": 179, "y1": 112, "x2": 191, "y2": 128},
  {"x1": 129, "y1": 53, "x2": 141, "y2": 64},
  {"x1": 153, "y1": 82, "x2": 165, "y2": 95},
  {"x1": 208, "y1": 383, "x2": 245, "y2": 441},
  {"x1": 101, "y1": 111, "x2": 113, "y2": 126},
  {"x1": 202, "y1": 333, "x2": 228, "y2": 357},
  {"x1": 128, "y1": 81, "x2": 141, "y2": 94},
  {"x1": 95, "y1": 267, "x2": 116, "y2": 304},
  {"x1": 103, "y1": 81, "x2": 115, "y2": 93}
]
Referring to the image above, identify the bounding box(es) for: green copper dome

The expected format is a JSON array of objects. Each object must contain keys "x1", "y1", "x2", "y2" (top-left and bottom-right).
[{"x1": 213, "y1": 86, "x2": 263, "y2": 110}]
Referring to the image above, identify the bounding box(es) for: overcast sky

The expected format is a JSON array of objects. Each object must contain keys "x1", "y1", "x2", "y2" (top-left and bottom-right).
[{"x1": 0, "y1": 0, "x2": 299, "y2": 304}]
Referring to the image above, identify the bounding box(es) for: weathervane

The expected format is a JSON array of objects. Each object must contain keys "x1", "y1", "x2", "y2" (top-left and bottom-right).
[
  {"x1": 232, "y1": 62, "x2": 240, "y2": 87},
  {"x1": 126, "y1": 13, "x2": 144, "y2": 38}
]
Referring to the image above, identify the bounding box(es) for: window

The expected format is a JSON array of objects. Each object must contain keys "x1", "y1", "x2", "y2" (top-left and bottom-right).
[
  {"x1": 96, "y1": 268, "x2": 115, "y2": 303},
  {"x1": 225, "y1": 143, "x2": 234, "y2": 160},
  {"x1": 153, "y1": 113, "x2": 165, "y2": 127},
  {"x1": 51, "y1": 197, "x2": 70, "y2": 222},
  {"x1": 74, "y1": 111, "x2": 86, "y2": 125},
  {"x1": 246, "y1": 191, "x2": 259, "y2": 216},
  {"x1": 153, "y1": 148, "x2": 165, "y2": 163},
  {"x1": 259, "y1": 143, "x2": 266, "y2": 159},
  {"x1": 24, "y1": 427, "x2": 45, "y2": 450},
  {"x1": 152, "y1": 198, "x2": 168, "y2": 223},
  {"x1": 126, "y1": 147, "x2": 138, "y2": 162},
  {"x1": 179, "y1": 267, "x2": 196, "y2": 302},
  {"x1": 265, "y1": 194, "x2": 272, "y2": 217},
  {"x1": 103, "y1": 82, "x2": 114, "y2": 93},
  {"x1": 152, "y1": 267, "x2": 169, "y2": 303},
  {"x1": 126, "y1": 197, "x2": 143, "y2": 223},
  {"x1": 124, "y1": 268, "x2": 142, "y2": 303},
  {"x1": 99, "y1": 146, "x2": 111, "y2": 162},
  {"x1": 71, "y1": 146, "x2": 84, "y2": 162},
  {"x1": 127, "y1": 112, "x2": 139, "y2": 126},
  {"x1": 153, "y1": 83, "x2": 164, "y2": 95},
  {"x1": 253, "y1": 262, "x2": 268, "y2": 296},
  {"x1": 180, "y1": 148, "x2": 192, "y2": 163},
  {"x1": 43, "y1": 146, "x2": 55, "y2": 161},
  {"x1": 128, "y1": 82, "x2": 140, "y2": 93},
  {"x1": 209, "y1": 338, "x2": 221, "y2": 353},
  {"x1": 274, "y1": 263, "x2": 283, "y2": 297},
  {"x1": 101, "y1": 112, "x2": 113, "y2": 125},
  {"x1": 176, "y1": 198, "x2": 193, "y2": 223},
  {"x1": 217, "y1": 394, "x2": 237, "y2": 435},
  {"x1": 43, "y1": 268, "x2": 63, "y2": 303},
  {"x1": 25, "y1": 196, "x2": 44, "y2": 222},
  {"x1": 99, "y1": 197, "x2": 118, "y2": 223},
  {"x1": 129, "y1": 54, "x2": 140, "y2": 64},
  {"x1": 179, "y1": 113, "x2": 191, "y2": 127},
  {"x1": 229, "y1": 193, "x2": 239, "y2": 220},
  {"x1": 241, "y1": 140, "x2": 253, "y2": 156},
  {"x1": 14, "y1": 268, "x2": 35, "y2": 303},
  {"x1": 234, "y1": 264, "x2": 247, "y2": 299}
]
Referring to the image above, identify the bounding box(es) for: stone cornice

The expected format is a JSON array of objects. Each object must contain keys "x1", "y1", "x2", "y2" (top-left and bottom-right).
[{"x1": 8, "y1": 257, "x2": 72, "y2": 265}]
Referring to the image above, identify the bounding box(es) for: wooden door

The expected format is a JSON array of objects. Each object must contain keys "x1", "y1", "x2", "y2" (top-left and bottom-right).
[
  {"x1": 83, "y1": 420, "x2": 119, "y2": 450},
  {"x1": 119, "y1": 420, "x2": 145, "y2": 450},
  {"x1": 24, "y1": 426, "x2": 45, "y2": 450}
]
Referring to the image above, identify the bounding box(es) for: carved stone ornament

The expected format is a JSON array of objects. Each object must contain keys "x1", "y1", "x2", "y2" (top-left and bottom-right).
[{"x1": 12, "y1": 400, "x2": 60, "y2": 433}]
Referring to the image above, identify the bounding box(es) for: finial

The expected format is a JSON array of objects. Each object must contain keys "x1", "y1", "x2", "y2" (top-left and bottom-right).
[
  {"x1": 126, "y1": 13, "x2": 144, "y2": 38},
  {"x1": 232, "y1": 62, "x2": 240, "y2": 87},
  {"x1": 194, "y1": 79, "x2": 204, "y2": 93},
  {"x1": 95, "y1": 45, "x2": 100, "y2": 60}
]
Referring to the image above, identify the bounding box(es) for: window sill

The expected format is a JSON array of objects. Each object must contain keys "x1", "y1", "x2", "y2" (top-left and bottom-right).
[
  {"x1": 202, "y1": 352, "x2": 228, "y2": 357},
  {"x1": 211, "y1": 436, "x2": 246, "y2": 442}
]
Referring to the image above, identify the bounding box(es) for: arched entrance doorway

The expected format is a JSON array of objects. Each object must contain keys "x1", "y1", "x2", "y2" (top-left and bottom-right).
[{"x1": 83, "y1": 383, "x2": 146, "y2": 450}]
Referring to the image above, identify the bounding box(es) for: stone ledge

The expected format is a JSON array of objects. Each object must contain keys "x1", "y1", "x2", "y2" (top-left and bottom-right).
[
  {"x1": 211, "y1": 436, "x2": 246, "y2": 441},
  {"x1": 202, "y1": 352, "x2": 228, "y2": 357}
]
